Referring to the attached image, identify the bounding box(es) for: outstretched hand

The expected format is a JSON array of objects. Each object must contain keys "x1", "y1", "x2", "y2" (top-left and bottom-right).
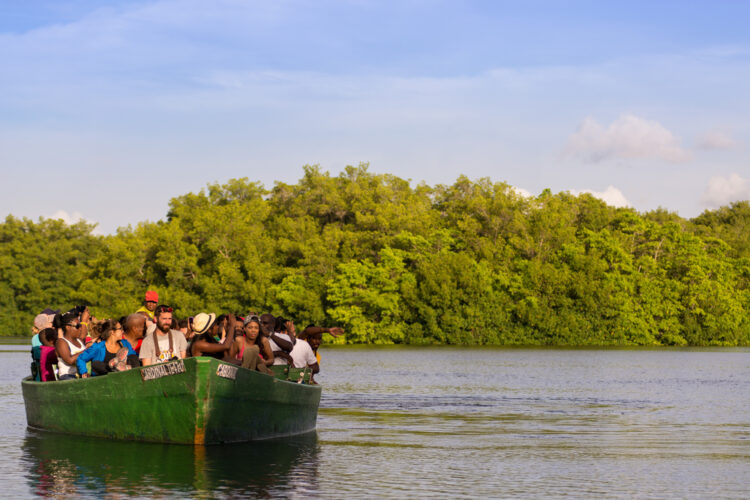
[{"x1": 328, "y1": 327, "x2": 344, "y2": 337}]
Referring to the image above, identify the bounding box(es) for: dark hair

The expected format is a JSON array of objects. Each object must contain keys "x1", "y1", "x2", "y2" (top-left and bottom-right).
[
  {"x1": 178, "y1": 318, "x2": 189, "y2": 329},
  {"x1": 154, "y1": 304, "x2": 173, "y2": 317},
  {"x1": 252, "y1": 318, "x2": 265, "y2": 342},
  {"x1": 96, "y1": 319, "x2": 119, "y2": 342},
  {"x1": 53, "y1": 311, "x2": 79, "y2": 329},
  {"x1": 274, "y1": 317, "x2": 287, "y2": 332},
  {"x1": 41, "y1": 328, "x2": 57, "y2": 344}
]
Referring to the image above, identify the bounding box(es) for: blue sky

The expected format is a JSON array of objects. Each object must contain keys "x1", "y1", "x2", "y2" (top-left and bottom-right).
[{"x1": 1, "y1": 0, "x2": 749, "y2": 233}]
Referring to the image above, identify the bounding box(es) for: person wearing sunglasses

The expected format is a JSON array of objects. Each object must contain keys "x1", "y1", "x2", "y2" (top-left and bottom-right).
[
  {"x1": 53, "y1": 310, "x2": 86, "y2": 380},
  {"x1": 139, "y1": 305, "x2": 188, "y2": 366},
  {"x1": 76, "y1": 319, "x2": 139, "y2": 377}
]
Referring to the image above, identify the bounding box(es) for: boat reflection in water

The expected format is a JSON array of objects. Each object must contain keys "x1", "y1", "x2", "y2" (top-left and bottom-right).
[{"x1": 22, "y1": 429, "x2": 320, "y2": 497}]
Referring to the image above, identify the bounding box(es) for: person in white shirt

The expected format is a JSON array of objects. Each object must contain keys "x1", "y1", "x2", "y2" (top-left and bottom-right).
[
  {"x1": 262, "y1": 314, "x2": 295, "y2": 366},
  {"x1": 139, "y1": 305, "x2": 187, "y2": 365},
  {"x1": 290, "y1": 338, "x2": 318, "y2": 370}
]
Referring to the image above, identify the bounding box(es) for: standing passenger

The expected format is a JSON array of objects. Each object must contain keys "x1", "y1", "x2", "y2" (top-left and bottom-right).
[
  {"x1": 139, "y1": 305, "x2": 187, "y2": 365},
  {"x1": 136, "y1": 290, "x2": 159, "y2": 321}
]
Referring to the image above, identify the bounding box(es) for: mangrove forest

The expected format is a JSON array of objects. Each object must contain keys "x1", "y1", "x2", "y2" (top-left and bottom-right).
[{"x1": 2, "y1": 164, "x2": 749, "y2": 346}]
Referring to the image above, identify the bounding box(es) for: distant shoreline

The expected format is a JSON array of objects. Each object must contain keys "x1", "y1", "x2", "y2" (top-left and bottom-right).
[{"x1": 1, "y1": 338, "x2": 747, "y2": 350}]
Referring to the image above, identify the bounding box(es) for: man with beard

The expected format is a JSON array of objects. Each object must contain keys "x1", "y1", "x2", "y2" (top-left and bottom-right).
[{"x1": 139, "y1": 305, "x2": 187, "y2": 366}]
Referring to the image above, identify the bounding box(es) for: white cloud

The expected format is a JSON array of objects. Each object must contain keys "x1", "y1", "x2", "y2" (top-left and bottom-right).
[
  {"x1": 696, "y1": 130, "x2": 737, "y2": 150},
  {"x1": 512, "y1": 186, "x2": 533, "y2": 198},
  {"x1": 702, "y1": 173, "x2": 750, "y2": 208},
  {"x1": 50, "y1": 210, "x2": 85, "y2": 224},
  {"x1": 570, "y1": 185, "x2": 631, "y2": 208},
  {"x1": 564, "y1": 114, "x2": 690, "y2": 163},
  {"x1": 48, "y1": 210, "x2": 102, "y2": 234}
]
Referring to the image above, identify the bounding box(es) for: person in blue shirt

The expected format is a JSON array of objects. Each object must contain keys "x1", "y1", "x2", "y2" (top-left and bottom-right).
[{"x1": 77, "y1": 319, "x2": 138, "y2": 377}]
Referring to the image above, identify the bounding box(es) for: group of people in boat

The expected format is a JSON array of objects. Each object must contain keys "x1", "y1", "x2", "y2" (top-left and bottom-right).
[{"x1": 29, "y1": 291, "x2": 343, "y2": 383}]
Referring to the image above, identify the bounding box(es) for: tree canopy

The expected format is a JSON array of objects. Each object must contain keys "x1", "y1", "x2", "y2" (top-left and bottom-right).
[{"x1": 2, "y1": 164, "x2": 749, "y2": 346}]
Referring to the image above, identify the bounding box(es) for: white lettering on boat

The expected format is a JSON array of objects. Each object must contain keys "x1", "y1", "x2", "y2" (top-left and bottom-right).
[
  {"x1": 141, "y1": 360, "x2": 186, "y2": 381},
  {"x1": 216, "y1": 364, "x2": 238, "y2": 380}
]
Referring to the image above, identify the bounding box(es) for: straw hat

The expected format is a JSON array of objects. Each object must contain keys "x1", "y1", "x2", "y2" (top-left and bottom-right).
[{"x1": 192, "y1": 312, "x2": 216, "y2": 335}]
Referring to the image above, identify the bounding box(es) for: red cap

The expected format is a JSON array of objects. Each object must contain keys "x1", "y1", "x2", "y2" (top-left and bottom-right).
[{"x1": 145, "y1": 290, "x2": 159, "y2": 302}]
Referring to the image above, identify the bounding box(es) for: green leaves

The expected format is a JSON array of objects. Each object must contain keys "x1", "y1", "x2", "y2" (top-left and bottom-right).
[{"x1": 1, "y1": 172, "x2": 749, "y2": 345}]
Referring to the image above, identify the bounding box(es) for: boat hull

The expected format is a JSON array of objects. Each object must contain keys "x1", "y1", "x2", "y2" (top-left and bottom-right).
[{"x1": 22, "y1": 357, "x2": 321, "y2": 445}]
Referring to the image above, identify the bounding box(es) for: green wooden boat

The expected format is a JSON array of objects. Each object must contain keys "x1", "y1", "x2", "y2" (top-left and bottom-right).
[{"x1": 22, "y1": 357, "x2": 321, "y2": 445}]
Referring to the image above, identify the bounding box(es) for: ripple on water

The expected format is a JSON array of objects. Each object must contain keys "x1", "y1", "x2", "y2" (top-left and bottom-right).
[{"x1": 2, "y1": 347, "x2": 749, "y2": 498}]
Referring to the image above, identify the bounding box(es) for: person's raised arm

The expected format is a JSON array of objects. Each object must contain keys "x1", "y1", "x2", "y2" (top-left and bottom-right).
[
  {"x1": 225, "y1": 315, "x2": 238, "y2": 345},
  {"x1": 286, "y1": 320, "x2": 297, "y2": 342},
  {"x1": 301, "y1": 326, "x2": 345, "y2": 339},
  {"x1": 270, "y1": 332, "x2": 294, "y2": 352},
  {"x1": 194, "y1": 339, "x2": 233, "y2": 355}
]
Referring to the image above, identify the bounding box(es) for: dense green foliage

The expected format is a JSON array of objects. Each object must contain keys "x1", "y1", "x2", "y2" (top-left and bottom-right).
[{"x1": 2, "y1": 165, "x2": 749, "y2": 345}]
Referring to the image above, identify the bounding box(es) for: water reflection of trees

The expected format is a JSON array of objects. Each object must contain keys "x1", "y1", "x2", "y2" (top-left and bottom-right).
[{"x1": 22, "y1": 429, "x2": 320, "y2": 498}]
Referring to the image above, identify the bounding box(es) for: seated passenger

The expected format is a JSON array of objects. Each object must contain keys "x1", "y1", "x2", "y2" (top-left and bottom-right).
[
  {"x1": 30, "y1": 314, "x2": 51, "y2": 380},
  {"x1": 139, "y1": 305, "x2": 187, "y2": 365},
  {"x1": 210, "y1": 314, "x2": 229, "y2": 341},
  {"x1": 264, "y1": 314, "x2": 295, "y2": 366},
  {"x1": 76, "y1": 320, "x2": 138, "y2": 377},
  {"x1": 38, "y1": 328, "x2": 58, "y2": 382},
  {"x1": 288, "y1": 327, "x2": 319, "y2": 383},
  {"x1": 178, "y1": 317, "x2": 193, "y2": 340},
  {"x1": 229, "y1": 316, "x2": 272, "y2": 373},
  {"x1": 54, "y1": 311, "x2": 86, "y2": 380},
  {"x1": 30, "y1": 312, "x2": 55, "y2": 348},
  {"x1": 187, "y1": 312, "x2": 235, "y2": 359},
  {"x1": 122, "y1": 313, "x2": 147, "y2": 357}
]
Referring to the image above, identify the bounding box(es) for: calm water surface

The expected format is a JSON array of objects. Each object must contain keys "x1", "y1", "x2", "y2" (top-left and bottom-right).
[{"x1": 1, "y1": 346, "x2": 748, "y2": 498}]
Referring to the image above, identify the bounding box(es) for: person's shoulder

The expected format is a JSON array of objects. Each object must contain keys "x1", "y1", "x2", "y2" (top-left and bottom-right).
[
  {"x1": 87, "y1": 341, "x2": 103, "y2": 351},
  {"x1": 294, "y1": 339, "x2": 312, "y2": 351},
  {"x1": 170, "y1": 330, "x2": 188, "y2": 342}
]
